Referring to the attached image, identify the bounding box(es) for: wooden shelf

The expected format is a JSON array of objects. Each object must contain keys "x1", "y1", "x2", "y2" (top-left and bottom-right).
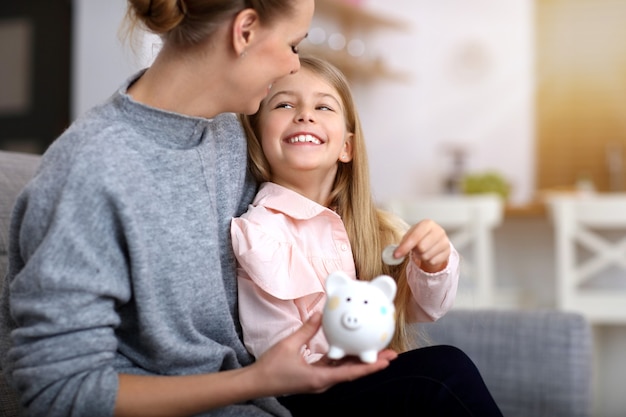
[{"x1": 504, "y1": 201, "x2": 547, "y2": 218}]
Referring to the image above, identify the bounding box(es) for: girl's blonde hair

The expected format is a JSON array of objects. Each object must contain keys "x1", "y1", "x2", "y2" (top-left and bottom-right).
[
  {"x1": 124, "y1": 0, "x2": 296, "y2": 46},
  {"x1": 240, "y1": 55, "x2": 419, "y2": 352}
]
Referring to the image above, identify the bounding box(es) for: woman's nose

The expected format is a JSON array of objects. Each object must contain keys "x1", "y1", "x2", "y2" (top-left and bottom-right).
[{"x1": 290, "y1": 56, "x2": 301, "y2": 75}]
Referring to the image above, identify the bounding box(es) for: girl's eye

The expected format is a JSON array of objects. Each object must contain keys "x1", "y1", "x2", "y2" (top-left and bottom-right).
[
  {"x1": 291, "y1": 45, "x2": 299, "y2": 54},
  {"x1": 275, "y1": 103, "x2": 294, "y2": 110},
  {"x1": 317, "y1": 105, "x2": 333, "y2": 111}
]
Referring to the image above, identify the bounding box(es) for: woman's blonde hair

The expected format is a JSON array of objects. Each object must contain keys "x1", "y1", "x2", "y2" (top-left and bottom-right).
[
  {"x1": 240, "y1": 55, "x2": 419, "y2": 352},
  {"x1": 124, "y1": 0, "x2": 296, "y2": 46}
]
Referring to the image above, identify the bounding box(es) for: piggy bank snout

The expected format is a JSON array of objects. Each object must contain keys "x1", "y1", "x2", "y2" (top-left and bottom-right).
[{"x1": 340, "y1": 311, "x2": 363, "y2": 330}]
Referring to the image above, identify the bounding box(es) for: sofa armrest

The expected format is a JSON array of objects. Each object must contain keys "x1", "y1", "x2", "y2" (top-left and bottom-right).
[
  {"x1": 420, "y1": 309, "x2": 593, "y2": 417},
  {"x1": 0, "y1": 150, "x2": 41, "y2": 416}
]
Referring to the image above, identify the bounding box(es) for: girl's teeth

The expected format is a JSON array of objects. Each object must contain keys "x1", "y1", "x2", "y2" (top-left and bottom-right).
[{"x1": 289, "y1": 134, "x2": 321, "y2": 144}]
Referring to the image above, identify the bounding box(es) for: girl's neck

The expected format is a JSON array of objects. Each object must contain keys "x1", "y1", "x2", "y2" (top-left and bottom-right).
[{"x1": 273, "y1": 175, "x2": 335, "y2": 207}]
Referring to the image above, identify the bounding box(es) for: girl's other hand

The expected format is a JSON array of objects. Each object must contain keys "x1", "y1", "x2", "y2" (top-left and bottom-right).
[{"x1": 395, "y1": 219, "x2": 451, "y2": 273}]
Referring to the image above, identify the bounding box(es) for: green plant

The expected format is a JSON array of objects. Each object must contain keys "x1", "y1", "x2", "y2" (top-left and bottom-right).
[{"x1": 461, "y1": 171, "x2": 510, "y2": 200}]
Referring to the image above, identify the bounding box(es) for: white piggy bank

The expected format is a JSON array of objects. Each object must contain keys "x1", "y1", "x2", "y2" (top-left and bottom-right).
[{"x1": 322, "y1": 271, "x2": 397, "y2": 364}]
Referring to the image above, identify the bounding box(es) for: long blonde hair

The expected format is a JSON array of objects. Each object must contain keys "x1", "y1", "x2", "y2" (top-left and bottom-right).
[{"x1": 240, "y1": 55, "x2": 417, "y2": 352}]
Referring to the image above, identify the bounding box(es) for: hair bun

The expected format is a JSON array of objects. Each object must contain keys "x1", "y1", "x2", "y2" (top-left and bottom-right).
[{"x1": 129, "y1": 0, "x2": 186, "y2": 34}]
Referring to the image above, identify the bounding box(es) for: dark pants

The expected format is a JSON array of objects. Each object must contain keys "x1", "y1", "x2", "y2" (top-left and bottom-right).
[{"x1": 279, "y1": 345, "x2": 503, "y2": 417}]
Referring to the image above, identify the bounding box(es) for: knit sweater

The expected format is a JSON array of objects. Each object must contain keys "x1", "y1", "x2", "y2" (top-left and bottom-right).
[{"x1": 0, "y1": 73, "x2": 289, "y2": 417}]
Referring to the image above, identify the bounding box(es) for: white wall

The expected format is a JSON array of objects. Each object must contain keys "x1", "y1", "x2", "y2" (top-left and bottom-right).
[
  {"x1": 354, "y1": 0, "x2": 534, "y2": 206},
  {"x1": 72, "y1": 0, "x2": 157, "y2": 120}
]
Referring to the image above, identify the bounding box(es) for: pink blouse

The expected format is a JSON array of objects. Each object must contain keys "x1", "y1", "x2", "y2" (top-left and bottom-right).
[{"x1": 231, "y1": 182, "x2": 459, "y2": 363}]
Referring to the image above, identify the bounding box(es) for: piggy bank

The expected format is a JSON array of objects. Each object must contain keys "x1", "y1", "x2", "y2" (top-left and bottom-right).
[{"x1": 322, "y1": 271, "x2": 397, "y2": 363}]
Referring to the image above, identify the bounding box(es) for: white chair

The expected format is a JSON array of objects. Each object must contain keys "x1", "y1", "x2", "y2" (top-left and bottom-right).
[
  {"x1": 547, "y1": 193, "x2": 626, "y2": 323},
  {"x1": 385, "y1": 194, "x2": 504, "y2": 308}
]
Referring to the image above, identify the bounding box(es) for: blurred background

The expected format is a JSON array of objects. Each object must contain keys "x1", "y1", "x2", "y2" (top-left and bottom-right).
[{"x1": 2, "y1": 0, "x2": 626, "y2": 415}]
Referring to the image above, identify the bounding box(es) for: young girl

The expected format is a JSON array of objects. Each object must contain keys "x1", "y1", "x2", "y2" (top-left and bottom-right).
[{"x1": 232, "y1": 56, "x2": 503, "y2": 416}]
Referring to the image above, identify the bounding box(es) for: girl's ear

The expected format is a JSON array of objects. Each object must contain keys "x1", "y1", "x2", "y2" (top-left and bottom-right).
[
  {"x1": 339, "y1": 132, "x2": 354, "y2": 163},
  {"x1": 232, "y1": 9, "x2": 260, "y2": 57}
]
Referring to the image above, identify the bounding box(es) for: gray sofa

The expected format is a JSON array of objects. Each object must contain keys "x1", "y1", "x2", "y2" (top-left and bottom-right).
[
  {"x1": 421, "y1": 309, "x2": 592, "y2": 417},
  {"x1": 0, "y1": 149, "x2": 593, "y2": 416}
]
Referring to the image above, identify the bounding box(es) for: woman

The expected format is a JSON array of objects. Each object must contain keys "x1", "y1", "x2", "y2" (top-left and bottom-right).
[{"x1": 0, "y1": 2, "x2": 394, "y2": 416}]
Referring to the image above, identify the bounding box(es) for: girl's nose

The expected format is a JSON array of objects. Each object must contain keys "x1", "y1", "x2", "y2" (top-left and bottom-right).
[{"x1": 296, "y1": 109, "x2": 315, "y2": 123}]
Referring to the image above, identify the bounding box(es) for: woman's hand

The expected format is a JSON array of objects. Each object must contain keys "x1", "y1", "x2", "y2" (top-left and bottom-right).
[
  {"x1": 395, "y1": 219, "x2": 451, "y2": 273},
  {"x1": 248, "y1": 312, "x2": 396, "y2": 397}
]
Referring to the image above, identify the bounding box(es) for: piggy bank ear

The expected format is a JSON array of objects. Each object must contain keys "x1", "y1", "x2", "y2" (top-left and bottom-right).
[
  {"x1": 325, "y1": 271, "x2": 352, "y2": 294},
  {"x1": 371, "y1": 275, "x2": 397, "y2": 301}
]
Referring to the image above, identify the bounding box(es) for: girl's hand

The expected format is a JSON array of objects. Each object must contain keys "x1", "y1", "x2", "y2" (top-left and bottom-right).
[
  {"x1": 248, "y1": 313, "x2": 396, "y2": 396},
  {"x1": 395, "y1": 219, "x2": 451, "y2": 273}
]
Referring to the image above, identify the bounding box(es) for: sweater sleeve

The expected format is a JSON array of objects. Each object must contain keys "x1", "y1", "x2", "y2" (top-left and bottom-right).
[
  {"x1": 4, "y1": 150, "x2": 130, "y2": 417},
  {"x1": 405, "y1": 243, "x2": 460, "y2": 322}
]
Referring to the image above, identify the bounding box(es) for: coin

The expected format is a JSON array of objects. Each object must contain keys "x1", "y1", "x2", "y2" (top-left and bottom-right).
[{"x1": 382, "y1": 244, "x2": 405, "y2": 266}]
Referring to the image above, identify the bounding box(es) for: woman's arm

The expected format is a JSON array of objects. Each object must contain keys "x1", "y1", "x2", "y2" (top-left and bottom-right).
[{"x1": 115, "y1": 314, "x2": 396, "y2": 417}]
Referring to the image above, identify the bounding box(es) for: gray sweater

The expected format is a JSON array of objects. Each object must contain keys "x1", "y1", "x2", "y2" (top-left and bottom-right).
[{"x1": 0, "y1": 74, "x2": 290, "y2": 417}]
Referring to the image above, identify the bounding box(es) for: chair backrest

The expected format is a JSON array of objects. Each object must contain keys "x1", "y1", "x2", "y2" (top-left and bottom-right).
[
  {"x1": 385, "y1": 194, "x2": 504, "y2": 308},
  {"x1": 547, "y1": 193, "x2": 626, "y2": 323}
]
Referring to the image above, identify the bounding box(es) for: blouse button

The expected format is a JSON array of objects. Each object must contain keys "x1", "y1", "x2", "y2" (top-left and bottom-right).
[{"x1": 341, "y1": 244, "x2": 348, "y2": 251}]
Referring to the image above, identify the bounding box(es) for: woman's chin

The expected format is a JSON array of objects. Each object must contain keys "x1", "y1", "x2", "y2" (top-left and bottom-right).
[{"x1": 243, "y1": 98, "x2": 264, "y2": 116}]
